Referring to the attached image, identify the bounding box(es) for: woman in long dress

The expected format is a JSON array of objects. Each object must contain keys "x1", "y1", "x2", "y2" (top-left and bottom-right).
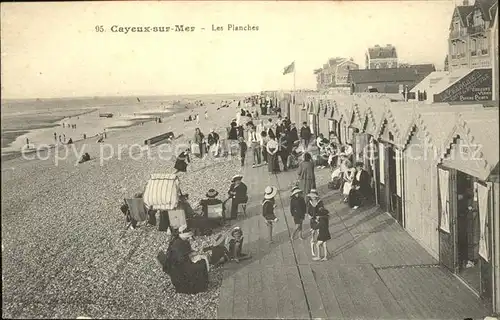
[
  {"x1": 342, "y1": 161, "x2": 355, "y2": 203},
  {"x1": 266, "y1": 134, "x2": 280, "y2": 173},
  {"x1": 297, "y1": 152, "x2": 316, "y2": 199},
  {"x1": 161, "y1": 225, "x2": 209, "y2": 294}
]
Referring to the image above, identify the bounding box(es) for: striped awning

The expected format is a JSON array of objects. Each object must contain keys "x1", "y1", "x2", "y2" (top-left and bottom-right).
[{"x1": 143, "y1": 173, "x2": 180, "y2": 210}]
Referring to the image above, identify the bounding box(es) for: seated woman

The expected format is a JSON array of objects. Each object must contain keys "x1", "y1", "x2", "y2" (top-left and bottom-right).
[
  {"x1": 199, "y1": 189, "x2": 224, "y2": 218},
  {"x1": 205, "y1": 227, "x2": 251, "y2": 265},
  {"x1": 174, "y1": 148, "x2": 191, "y2": 173},
  {"x1": 224, "y1": 227, "x2": 251, "y2": 263},
  {"x1": 162, "y1": 225, "x2": 209, "y2": 294}
]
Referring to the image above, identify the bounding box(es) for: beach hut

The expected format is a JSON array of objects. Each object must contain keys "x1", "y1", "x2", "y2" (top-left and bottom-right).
[
  {"x1": 434, "y1": 110, "x2": 499, "y2": 311},
  {"x1": 398, "y1": 104, "x2": 486, "y2": 260}
]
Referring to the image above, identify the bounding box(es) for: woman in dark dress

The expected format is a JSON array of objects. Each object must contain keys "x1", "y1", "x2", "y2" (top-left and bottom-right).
[
  {"x1": 162, "y1": 225, "x2": 209, "y2": 294},
  {"x1": 228, "y1": 121, "x2": 238, "y2": 140},
  {"x1": 174, "y1": 149, "x2": 191, "y2": 173}
]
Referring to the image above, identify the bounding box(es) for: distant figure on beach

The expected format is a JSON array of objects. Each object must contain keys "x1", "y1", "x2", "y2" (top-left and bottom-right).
[
  {"x1": 204, "y1": 110, "x2": 208, "y2": 119},
  {"x1": 78, "y1": 153, "x2": 91, "y2": 164},
  {"x1": 26, "y1": 138, "x2": 29, "y2": 146},
  {"x1": 196, "y1": 114, "x2": 200, "y2": 125},
  {"x1": 54, "y1": 132, "x2": 57, "y2": 141},
  {"x1": 83, "y1": 134, "x2": 87, "y2": 140},
  {"x1": 67, "y1": 138, "x2": 73, "y2": 144},
  {"x1": 62, "y1": 123, "x2": 65, "y2": 128},
  {"x1": 63, "y1": 134, "x2": 66, "y2": 142}
]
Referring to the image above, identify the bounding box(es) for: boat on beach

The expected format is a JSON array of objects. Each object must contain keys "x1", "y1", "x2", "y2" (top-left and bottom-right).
[{"x1": 99, "y1": 113, "x2": 114, "y2": 118}]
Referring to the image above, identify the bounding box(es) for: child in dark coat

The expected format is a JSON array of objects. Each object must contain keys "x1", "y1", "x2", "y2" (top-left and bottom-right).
[
  {"x1": 306, "y1": 189, "x2": 325, "y2": 258},
  {"x1": 314, "y1": 207, "x2": 331, "y2": 261},
  {"x1": 290, "y1": 186, "x2": 306, "y2": 240}
]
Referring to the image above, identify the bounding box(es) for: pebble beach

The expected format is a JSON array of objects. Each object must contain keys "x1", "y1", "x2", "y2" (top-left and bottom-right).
[{"x1": 1, "y1": 97, "x2": 251, "y2": 319}]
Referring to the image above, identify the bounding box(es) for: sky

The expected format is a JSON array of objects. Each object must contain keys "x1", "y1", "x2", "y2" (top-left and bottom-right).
[{"x1": 1, "y1": 1, "x2": 456, "y2": 99}]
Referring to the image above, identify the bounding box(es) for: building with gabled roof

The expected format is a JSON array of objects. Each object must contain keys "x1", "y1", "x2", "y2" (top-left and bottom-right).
[
  {"x1": 348, "y1": 65, "x2": 435, "y2": 94},
  {"x1": 313, "y1": 57, "x2": 359, "y2": 90},
  {"x1": 365, "y1": 44, "x2": 398, "y2": 69},
  {"x1": 448, "y1": 0, "x2": 498, "y2": 71}
]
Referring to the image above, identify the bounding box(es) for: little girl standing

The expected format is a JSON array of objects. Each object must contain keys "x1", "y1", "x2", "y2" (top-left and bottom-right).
[
  {"x1": 314, "y1": 207, "x2": 331, "y2": 261},
  {"x1": 262, "y1": 186, "x2": 279, "y2": 243},
  {"x1": 306, "y1": 189, "x2": 325, "y2": 258}
]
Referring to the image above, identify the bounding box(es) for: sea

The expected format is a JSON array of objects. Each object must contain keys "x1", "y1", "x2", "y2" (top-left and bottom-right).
[{"x1": 1, "y1": 93, "x2": 248, "y2": 161}]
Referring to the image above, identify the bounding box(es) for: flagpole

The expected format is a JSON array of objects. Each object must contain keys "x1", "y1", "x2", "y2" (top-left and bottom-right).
[{"x1": 293, "y1": 61, "x2": 296, "y2": 104}]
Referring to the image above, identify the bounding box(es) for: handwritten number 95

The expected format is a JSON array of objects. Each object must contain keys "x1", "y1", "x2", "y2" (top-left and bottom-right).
[{"x1": 95, "y1": 25, "x2": 104, "y2": 32}]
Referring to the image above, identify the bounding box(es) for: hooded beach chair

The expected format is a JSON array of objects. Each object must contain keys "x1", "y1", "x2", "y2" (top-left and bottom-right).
[{"x1": 143, "y1": 173, "x2": 187, "y2": 230}]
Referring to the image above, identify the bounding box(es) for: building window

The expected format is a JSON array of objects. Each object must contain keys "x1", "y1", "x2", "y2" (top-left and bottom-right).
[
  {"x1": 375, "y1": 63, "x2": 381, "y2": 69},
  {"x1": 471, "y1": 39, "x2": 477, "y2": 55}
]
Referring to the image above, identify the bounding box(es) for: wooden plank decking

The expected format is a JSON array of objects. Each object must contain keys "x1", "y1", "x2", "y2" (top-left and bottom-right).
[{"x1": 217, "y1": 165, "x2": 491, "y2": 319}]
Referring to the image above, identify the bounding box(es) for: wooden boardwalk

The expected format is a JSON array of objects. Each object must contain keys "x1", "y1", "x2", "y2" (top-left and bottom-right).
[{"x1": 217, "y1": 164, "x2": 491, "y2": 319}]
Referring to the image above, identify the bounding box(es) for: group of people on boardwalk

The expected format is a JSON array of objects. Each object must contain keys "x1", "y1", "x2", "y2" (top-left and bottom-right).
[{"x1": 161, "y1": 97, "x2": 376, "y2": 295}]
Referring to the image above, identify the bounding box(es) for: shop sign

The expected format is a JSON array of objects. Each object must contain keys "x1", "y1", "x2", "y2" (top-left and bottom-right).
[{"x1": 434, "y1": 69, "x2": 492, "y2": 103}]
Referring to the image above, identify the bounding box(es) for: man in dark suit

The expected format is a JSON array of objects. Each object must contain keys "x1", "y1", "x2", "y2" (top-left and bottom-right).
[
  {"x1": 351, "y1": 162, "x2": 373, "y2": 208},
  {"x1": 227, "y1": 175, "x2": 248, "y2": 219},
  {"x1": 300, "y1": 122, "x2": 312, "y2": 149}
]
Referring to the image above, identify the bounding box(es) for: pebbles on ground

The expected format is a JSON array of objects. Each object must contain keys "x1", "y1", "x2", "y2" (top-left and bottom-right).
[{"x1": 2, "y1": 101, "x2": 245, "y2": 319}]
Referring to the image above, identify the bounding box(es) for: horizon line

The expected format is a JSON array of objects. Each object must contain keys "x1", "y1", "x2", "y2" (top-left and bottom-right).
[{"x1": 0, "y1": 89, "x2": 318, "y2": 102}]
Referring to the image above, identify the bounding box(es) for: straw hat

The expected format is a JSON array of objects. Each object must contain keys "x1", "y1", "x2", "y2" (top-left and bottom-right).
[
  {"x1": 231, "y1": 226, "x2": 243, "y2": 237},
  {"x1": 291, "y1": 187, "x2": 302, "y2": 197},
  {"x1": 179, "y1": 224, "x2": 193, "y2": 239},
  {"x1": 206, "y1": 189, "x2": 219, "y2": 198},
  {"x1": 231, "y1": 174, "x2": 243, "y2": 182},
  {"x1": 264, "y1": 186, "x2": 278, "y2": 199},
  {"x1": 308, "y1": 189, "x2": 319, "y2": 198},
  {"x1": 210, "y1": 128, "x2": 215, "y2": 133}
]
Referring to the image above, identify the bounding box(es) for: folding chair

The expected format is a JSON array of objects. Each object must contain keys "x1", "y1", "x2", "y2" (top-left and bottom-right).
[
  {"x1": 238, "y1": 202, "x2": 248, "y2": 218},
  {"x1": 124, "y1": 198, "x2": 148, "y2": 229}
]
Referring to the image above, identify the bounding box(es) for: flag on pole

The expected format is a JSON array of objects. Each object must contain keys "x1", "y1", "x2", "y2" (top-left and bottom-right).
[{"x1": 283, "y1": 61, "x2": 295, "y2": 75}]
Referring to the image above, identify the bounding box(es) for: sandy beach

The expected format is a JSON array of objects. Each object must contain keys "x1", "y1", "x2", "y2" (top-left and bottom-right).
[
  {"x1": 1, "y1": 96, "x2": 255, "y2": 318},
  {"x1": 1, "y1": 95, "x2": 239, "y2": 162}
]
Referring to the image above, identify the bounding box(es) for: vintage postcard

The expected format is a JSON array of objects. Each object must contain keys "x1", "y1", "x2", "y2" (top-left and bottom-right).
[{"x1": 1, "y1": 1, "x2": 499, "y2": 319}]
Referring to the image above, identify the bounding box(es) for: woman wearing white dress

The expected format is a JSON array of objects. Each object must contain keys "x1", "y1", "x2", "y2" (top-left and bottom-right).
[{"x1": 342, "y1": 161, "x2": 355, "y2": 203}]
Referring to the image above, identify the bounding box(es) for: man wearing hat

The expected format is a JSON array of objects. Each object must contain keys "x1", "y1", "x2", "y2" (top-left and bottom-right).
[
  {"x1": 227, "y1": 175, "x2": 248, "y2": 219},
  {"x1": 290, "y1": 187, "x2": 306, "y2": 240},
  {"x1": 197, "y1": 189, "x2": 224, "y2": 227},
  {"x1": 262, "y1": 186, "x2": 279, "y2": 243}
]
